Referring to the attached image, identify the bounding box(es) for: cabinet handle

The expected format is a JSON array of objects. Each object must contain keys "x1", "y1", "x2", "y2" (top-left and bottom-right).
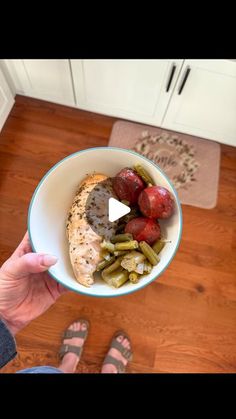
[
  {"x1": 178, "y1": 66, "x2": 191, "y2": 95},
  {"x1": 166, "y1": 63, "x2": 176, "y2": 92}
]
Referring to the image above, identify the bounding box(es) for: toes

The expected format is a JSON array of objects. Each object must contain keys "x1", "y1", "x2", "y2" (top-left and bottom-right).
[
  {"x1": 116, "y1": 334, "x2": 131, "y2": 349},
  {"x1": 65, "y1": 319, "x2": 88, "y2": 336},
  {"x1": 81, "y1": 323, "x2": 87, "y2": 331},
  {"x1": 75, "y1": 322, "x2": 81, "y2": 331},
  {"x1": 123, "y1": 338, "x2": 129, "y2": 347},
  {"x1": 68, "y1": 321, "x2": 82, "y2": 331},
  {"x1": 120, "y1": 336, "x2": 131, "y2": 351}
]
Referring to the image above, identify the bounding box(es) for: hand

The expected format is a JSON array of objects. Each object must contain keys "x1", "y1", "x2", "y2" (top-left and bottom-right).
[{"x1": 0, "y1": 232, "x2": 67, "y2": 335}]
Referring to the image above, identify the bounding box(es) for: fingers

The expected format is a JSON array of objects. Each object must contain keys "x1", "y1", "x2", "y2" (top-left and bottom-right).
[{"x1": 3, "y1": 252, "x2": 58, "y2": 278}]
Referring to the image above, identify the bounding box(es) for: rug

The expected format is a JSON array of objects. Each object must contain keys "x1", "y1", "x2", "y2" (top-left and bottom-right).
[{"x1": 108, "y1": 121, "x2": 221, "y2": 209}]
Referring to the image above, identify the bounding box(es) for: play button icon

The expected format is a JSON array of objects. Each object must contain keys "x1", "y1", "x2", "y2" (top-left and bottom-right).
[
  {"x1": 108, "y1": 197, "x2": 130, "y2": 222},
  {"x1": 84, "y1": 177, "x2": 130, "y2": 237}
]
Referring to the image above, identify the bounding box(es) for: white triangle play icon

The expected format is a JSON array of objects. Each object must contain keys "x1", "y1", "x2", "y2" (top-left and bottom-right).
[{"x1": 108, "y1": 198, "x2": 130, "y2": 222}]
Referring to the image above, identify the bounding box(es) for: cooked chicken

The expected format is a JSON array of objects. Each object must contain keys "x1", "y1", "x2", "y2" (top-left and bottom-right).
[{"x1": 66, "y1": 173, "x2": 118, "y2": 287}]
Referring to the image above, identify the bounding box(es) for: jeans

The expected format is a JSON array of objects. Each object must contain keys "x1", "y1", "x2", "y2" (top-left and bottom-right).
[{"x1": 17, "y1": 366, "x2": 63, "y2": 373}]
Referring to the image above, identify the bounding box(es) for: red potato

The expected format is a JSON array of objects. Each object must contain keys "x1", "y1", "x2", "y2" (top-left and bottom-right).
[
  {"x1": 112, "y1": 168, "x2": 145, "y2": 205},
  {"x1": 125, "y1": 217, "x2": 161, "y2": 245},
  {"x1": 138, "y1": 186, "x2": 175, "y2": 219}
]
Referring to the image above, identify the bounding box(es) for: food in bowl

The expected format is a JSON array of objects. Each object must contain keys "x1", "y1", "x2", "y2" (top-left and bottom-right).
[
  {"x1": 112, "y1": 167, "x2": 145, "y2": 204},
  {"x1": 66, "y1": 173, "x2": 118, "y2": 287},
  {"x1": 67, "y1": 164, "x2": 175, "y2": 289}
]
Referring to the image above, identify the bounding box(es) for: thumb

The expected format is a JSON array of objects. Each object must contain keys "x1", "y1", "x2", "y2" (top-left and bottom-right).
[{"x1": 3, "y1": 253, "x2": 58, "y2": 278}]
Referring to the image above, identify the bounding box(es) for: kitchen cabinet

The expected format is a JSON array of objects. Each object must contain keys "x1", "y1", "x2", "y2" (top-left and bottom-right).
[
  {"x1": 2, "y1": 59, "x2": 236, "y2": 146},
  {"x1": 162, "y1": 60, "x2": 236, "y2": 146},
  {"x1": 0, "y1": 67, "x2": 14, "y2": 131},
  {"x1": 71, "y1": 59, "x2": 183, "y2": 126},
  {"x1": 3, "y1": 59, "x2": 75, "y2": 107}
]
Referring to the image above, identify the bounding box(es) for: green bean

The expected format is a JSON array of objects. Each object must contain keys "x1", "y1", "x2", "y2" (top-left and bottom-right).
[
  {"x1": 122, "y1": 214, "x2": 137, "y2": 223},
  {"x1": 121, "y1": 200, "x2": 130, "y2": 206},
  {"x1": 100, "y1": 249, "x2": 113, "y2": 260},
  {"x1": 139, "y1": 241, "x2": 160, "y2": 266},
  {"x1": 134, "y1": 164, "x2": 155, "y2": 185},
  {"x1": 101, "y1": 257, "x2": 122, "y2": 278},
  {"x1": 100, "y1": 240, "x2": 115, "y2": 253},
  {"x1": 143, "y1": 260, "x2": 153, "y2": 273},
  {"x1": 96, "y1": 256, "x2": 115, "y2": 271},
  {"x1": 121, "y1": 207, "x2": 140, "y2": 223},
  {"x1": 129, "y1": 272, "x2": 139, "y2": 284},
  {"x1": 114, "y1": 250, "x2": 129, "y2": 257},
  {"x1": 130, "y1": 207, "x2": 140, "y2": 215},
  {"x1": 114, "y1": 240, "x2": 139, "y2": 251},
  {"x1": 121, "y1": 251, "x2": 146, "y2": 272},
  {"x1": 102, "y1": 266, "x2": 124, "y2": 287},
  {"x1": 111, "y1": 270, "x2": 129, "y2": 288},
  {"x1": 116, "y1": 223, "x2": 126, "y2": 233},
  {"x1": 152, "y1": 239, "x2": 165, "y2": 255},
  {"x1": 111, "y1": 233, "x2": 133, "y2": 243}
]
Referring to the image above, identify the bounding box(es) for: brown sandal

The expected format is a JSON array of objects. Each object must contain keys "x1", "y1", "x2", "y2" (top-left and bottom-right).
[
  {"x1": 59, "y1": 318, "x2": 89, "y2": 359},
  {"x1": 102, "y1": 330, "x2": 133, "y2": 373}
]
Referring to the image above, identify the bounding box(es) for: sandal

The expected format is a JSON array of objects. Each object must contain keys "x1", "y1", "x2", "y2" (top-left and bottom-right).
[
  {"x1": 102, "y1": 330, "x2": 133, "y2": 373},
  {"x1": 59, "y1": 318, "x2": 89, "y2": 360}
]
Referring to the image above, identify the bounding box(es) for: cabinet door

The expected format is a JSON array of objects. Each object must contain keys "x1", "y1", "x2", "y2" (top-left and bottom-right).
[
  {"x1": 0, "y1": 68, "x2": 14, "y2": 131},
  {"x1": 4, "y1": 60, "x2": 75, "y2": 107},
  {"x1": 71, "y1": 60, "x2": 183, "y2": 126},
  {"x1": 162, "y1": 60, "x2": 236, "y2": 146}
]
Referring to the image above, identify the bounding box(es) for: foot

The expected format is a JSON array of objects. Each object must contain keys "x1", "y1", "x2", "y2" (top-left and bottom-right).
[
  {"x1": 101, "y1": 333, "x2": 132, "y2": 373},
  {"x1": 58, "y1": 320, "x2": 88, "y2": 373}
]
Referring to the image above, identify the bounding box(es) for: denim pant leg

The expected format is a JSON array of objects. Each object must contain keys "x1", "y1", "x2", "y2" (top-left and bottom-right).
[{"x1": 17, "y1": 366, "x2": 63, "y2": 373}]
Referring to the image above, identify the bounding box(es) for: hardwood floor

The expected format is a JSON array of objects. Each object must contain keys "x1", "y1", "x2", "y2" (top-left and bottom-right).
[{"x1": 0, "y1": 95, "x2": 236, "y2": 373}]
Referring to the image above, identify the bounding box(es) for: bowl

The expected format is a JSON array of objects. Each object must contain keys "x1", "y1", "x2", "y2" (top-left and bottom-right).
[{"x1": 28, "y1": 147, "x2": 182, "y2": 297}]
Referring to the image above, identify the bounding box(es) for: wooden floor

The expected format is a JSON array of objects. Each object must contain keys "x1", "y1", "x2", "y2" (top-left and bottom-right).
[{"x1": 1, "y1": 95, "x2": 236, "y2": 373}]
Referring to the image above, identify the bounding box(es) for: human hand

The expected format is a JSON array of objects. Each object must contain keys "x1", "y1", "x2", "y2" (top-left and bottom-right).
[{"x1": 0, "y1": 232, "x2": 67, "y2": 335}]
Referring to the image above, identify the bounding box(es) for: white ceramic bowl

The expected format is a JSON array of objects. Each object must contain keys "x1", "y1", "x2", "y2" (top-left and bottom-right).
[{"x1": 28, "y1": 147, "x2": 182, "y2": 297}]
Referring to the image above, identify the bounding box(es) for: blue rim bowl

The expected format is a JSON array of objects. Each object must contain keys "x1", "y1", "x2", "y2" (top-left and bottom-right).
[{"x1": 28, "y1": 147, "x2": 183, "y2": 297}]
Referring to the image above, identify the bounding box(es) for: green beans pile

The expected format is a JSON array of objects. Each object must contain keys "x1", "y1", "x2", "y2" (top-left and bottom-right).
[{"x1": 98, "y1": 234, "x2": 166, "y2": 288}]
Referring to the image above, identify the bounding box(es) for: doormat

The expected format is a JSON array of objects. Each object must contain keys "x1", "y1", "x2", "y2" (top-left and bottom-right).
[{"x1": 108, "y1": 121, "x2": 221, "y2": 209}]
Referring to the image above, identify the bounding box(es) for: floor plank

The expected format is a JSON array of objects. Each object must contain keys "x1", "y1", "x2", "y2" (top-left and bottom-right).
[{"x1": 1, "y1": 95, "x2": 236, "y2": 373}]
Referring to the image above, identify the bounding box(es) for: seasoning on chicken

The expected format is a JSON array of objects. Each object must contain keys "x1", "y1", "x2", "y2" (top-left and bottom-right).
[{"x1": 66, "y1": 173, "x2": 118, "y2": 287}]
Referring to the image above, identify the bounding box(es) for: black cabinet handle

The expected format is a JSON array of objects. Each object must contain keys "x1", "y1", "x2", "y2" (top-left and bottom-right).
[
  {"x1": 166, "y1": 63, "x2": 176, "y2": 92},
  {"x1": 178, "y1": 66, "x2": 191, "y2": 95}
]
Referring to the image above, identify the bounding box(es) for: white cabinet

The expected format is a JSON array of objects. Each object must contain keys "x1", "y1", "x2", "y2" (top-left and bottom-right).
[
  {"x1": 4, "y1": 59, "x2": 75, "y2": 107},
  {"x1": 2, "y1": 59, "x2": 236, "y2": 146},
  {"x1": 162, "y1": 60, "x2": 236, "y2": 146},
  {"x1": 71, "y1": 59, "x2": 183, "y2": 126},
  {"x1": 0, "y1": 68, "x2": 14, "y2": 131}
]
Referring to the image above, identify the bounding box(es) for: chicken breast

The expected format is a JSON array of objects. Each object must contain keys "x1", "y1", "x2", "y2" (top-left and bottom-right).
[{"x1": 66, "y1": 173, "x2": 118, "y2": 287}]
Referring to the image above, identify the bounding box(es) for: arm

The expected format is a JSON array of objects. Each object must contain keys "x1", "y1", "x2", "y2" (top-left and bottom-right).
[
  {"x1": 0, "y1": 232, "x2": 67, "y2": 370},
  {"x1": 0, "y1": 318, "x2": 17, "y2": 369}
]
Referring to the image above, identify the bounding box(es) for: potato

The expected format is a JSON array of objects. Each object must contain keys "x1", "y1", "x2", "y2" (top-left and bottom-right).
[
  {"x1": 112, "y1": 168, "x2": 145, "y2": 205},
  {"x1": 125, "y1": 217, "x2": 161, "y2": 245},
  {"x1": 138, "y1": 186, "x2": 175, "y2": 219}
]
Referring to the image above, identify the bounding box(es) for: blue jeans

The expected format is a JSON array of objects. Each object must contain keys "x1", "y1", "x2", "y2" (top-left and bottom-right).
[{"x1": 17, "y1": 366, "x2": 63, "y2": 373}]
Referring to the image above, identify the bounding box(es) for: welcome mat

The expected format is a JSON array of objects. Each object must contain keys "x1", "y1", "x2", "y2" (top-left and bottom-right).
[{"x1": 108, "y1": 121, "x2": 221, "y2": 209}]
